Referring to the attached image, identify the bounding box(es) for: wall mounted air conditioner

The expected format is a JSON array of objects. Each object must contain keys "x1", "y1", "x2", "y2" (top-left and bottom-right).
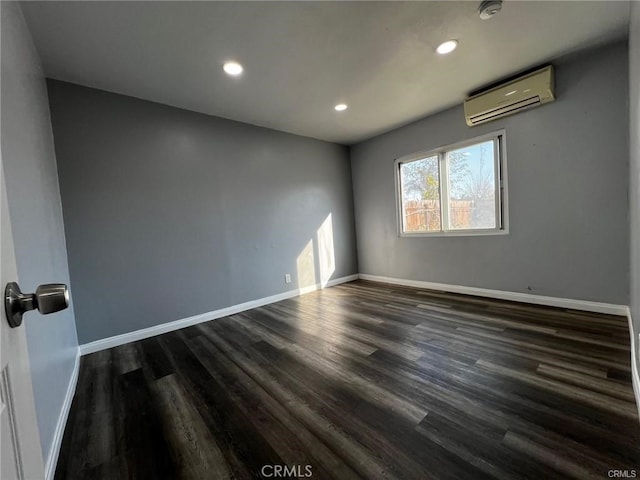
[{"x1": 464, "y1": 65, "x2": 555, "y2": 126}]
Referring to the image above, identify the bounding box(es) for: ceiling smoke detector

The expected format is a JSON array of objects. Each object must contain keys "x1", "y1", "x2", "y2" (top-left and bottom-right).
[{"x1": 479, "y1": 0, "x2": 503, "y2": 20}]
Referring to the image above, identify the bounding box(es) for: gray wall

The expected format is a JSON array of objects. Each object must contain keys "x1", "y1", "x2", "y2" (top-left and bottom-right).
[
  {"x1": 47, "y1": 80, "x2": 357, "y2": 344},
  {"x1": 1, "y1": 1, "x2": 79, "y2": 466},
  {"x1": 629, "y1": 3, "x2": 640, "y2": 379},
  {"x1": 351, "y1": 41, "x2": 629, "y2": 305}
]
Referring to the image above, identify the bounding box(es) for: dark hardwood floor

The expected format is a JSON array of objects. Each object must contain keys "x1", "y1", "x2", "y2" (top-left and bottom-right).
[{"x1": 55, "y1": 280, "x2": 640, "y2": 479}]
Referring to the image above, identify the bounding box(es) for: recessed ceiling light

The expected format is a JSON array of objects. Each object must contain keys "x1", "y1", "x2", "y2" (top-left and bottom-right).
[
  {"x1": 436, "y1": 40, "x2": 458, "y2": 55},
  {"x1": 334, "y1": 104, "x2": 348, "y2": 112},
  {"x1": 223, "y1": 61, "x2": 243, "y2": 76}
]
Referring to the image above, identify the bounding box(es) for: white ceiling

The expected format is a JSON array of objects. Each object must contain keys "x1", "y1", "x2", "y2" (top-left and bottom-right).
[{"x1": 21, "y1": 1, "x2": 630, "y2": 145}]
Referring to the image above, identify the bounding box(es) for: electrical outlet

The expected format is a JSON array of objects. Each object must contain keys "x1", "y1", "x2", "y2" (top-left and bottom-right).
[{"x1": 284, "y1": 273, "x2": 292, "y2": 284}]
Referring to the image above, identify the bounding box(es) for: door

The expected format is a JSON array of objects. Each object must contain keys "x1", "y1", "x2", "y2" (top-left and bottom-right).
[{"x1": 0, "y1": 146, "x2": 45, "y2": 477}]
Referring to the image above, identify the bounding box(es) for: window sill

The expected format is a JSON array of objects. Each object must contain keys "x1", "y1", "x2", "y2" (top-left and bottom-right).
[{"x1": 399, "y1": 228, "x2": 509, "y2": 238}]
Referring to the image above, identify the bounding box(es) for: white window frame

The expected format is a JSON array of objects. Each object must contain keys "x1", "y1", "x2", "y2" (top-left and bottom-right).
[{"x1": 395, "y1": 130, "x2": 509, "y2": 237}]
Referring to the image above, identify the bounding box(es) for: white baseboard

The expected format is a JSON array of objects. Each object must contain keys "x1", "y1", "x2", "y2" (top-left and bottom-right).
[
  {"x1": 45, "y1": 347, "x2": 80, "y2": 480},
  {"x1": 358, "y1": 274, "x2": 629, "y2": 316},
  {"x1": 79, "y1": 274, "x2": 358, "y2": 355},
  {"x1": 626, "y1": 310, "x2": 640, "y2": 420}
]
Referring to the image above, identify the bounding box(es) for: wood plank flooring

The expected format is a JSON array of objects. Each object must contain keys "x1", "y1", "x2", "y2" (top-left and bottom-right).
[{"x1": 55, "y1": 280, "x2": 640, "y2": 479}]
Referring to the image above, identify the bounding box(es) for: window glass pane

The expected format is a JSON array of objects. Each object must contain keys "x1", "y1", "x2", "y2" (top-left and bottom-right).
[
  {"x1": 446, "y1": 140, "x2": 496, "y2": 230},
  {"x1": 399, "y1": 156, "x2": 441, "y2": 232}
]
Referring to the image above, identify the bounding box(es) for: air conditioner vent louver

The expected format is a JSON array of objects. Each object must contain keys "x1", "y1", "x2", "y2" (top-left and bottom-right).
[
  {"x1": 469, "y1": 96, "x2": 541, "y2": 125},
  {"x1": 464, "y1": 66, "x2": 554, "y2": 126}
]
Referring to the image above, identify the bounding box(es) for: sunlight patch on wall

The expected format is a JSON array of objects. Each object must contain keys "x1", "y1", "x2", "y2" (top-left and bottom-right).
[
  {"x1": 296, "y1": 239, "x2": 316, "y2": 289},
  {"x1": 317, "y1": 213, "x2": 335, "y2": 287}
]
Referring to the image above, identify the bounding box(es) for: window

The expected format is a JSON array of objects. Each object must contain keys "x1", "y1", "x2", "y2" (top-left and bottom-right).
[{"x1": 396, "y1": 131, "x2": 507, "y2": 236}]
